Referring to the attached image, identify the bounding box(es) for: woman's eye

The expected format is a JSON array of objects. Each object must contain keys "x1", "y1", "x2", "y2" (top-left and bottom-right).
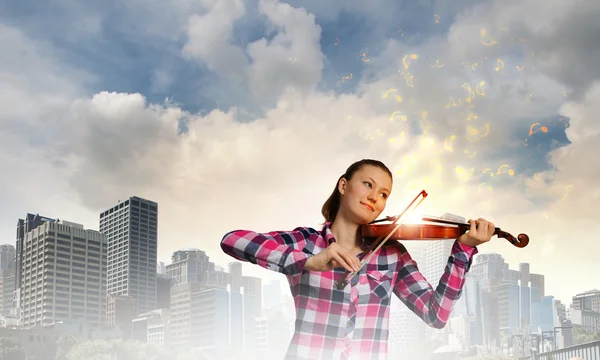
[{"x1": 364, "y1": 181, "x2": 372, "y2": 187}]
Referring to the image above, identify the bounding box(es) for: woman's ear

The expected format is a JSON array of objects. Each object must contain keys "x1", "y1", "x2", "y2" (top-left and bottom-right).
[{"x1": 338, "y1": 177, "x2": 347, "y2": 195}]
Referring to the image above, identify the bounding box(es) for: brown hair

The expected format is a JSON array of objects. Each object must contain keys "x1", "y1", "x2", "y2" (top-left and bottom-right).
[{"x1": 321, "y1": 159, "x2": 393, "y2": 223}]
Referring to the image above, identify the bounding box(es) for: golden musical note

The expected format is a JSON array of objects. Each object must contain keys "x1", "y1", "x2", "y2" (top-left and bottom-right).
[
  {"x1": 466, "y1": 123, "x2": 490, "y2": 142},
  {"x1": 561, "y1": 185, "x2": 573, "y2": 200},
  {"x1": 339, "y1": 73, "x2": 352, "y2": 83},
  {"x1": 402, "y1": 54, "x2": 418, "y2": 70},
  {"x1": 334, "y1": 38, "x2": 340, "y2": 46},
  {"x1": 467, "y1": 113, "x2": 478, "y2": 121},
  {"x1": 478, "y1": 181, "x2": 493, "y2": 192},
  {"x1": 405, "y1": 73, "x2": 415, "y2": 88},
  {"x1": 480, "y1": 29, "x2": 497, "y2": 46},
  {"x1": 557, "y1": 117, "x2": 569, "y2": 128},
  {"x1": 444, "y1": 135, "x2": 456, "y2": 152},
  {"x1": 455, "y1": 166, "x2": 474, "y2": 180},
  {"x1": 523, "y1": 138, "x2": 528, "y2": 146},
  {"x1": 471, "y1": 63, "x2": 479, "y2": 71},
  {"x1": 389, "y1": 111, "x2": 407, "y2": 126},
  {"x1": 517, "y1": 65, "x2": 524, "y2": 71},
  {"x1": 445, "y1": 97, "x2": 461, "y2": 108},
  {"x1": 483, "y1": 168, "x2": 494, "y2": 177},
  {"x1": 497, "y1": 164, "x2": 515, "y2": 176},
  {"x1": 495, "y1": 58, "x2": 504, "y2": 72},
  {"x1": 396, "y1": 28, "x2": 404, "y2": 36},
  {"x1": 360, "y1": 49, "x2": 370, "y2": 62},
  {"x1": 464, "y1": 149, "x2": 476, "y2": 158},
  {"x1": 383, "y1": 89, "x2": 402, "y2": 103},
  {"x1": 528, "y1": 122, "x2": 548, "y2": 136},
  {"x1": 434, "y1": 14, "x2": 440, "y2": 23},
  {"x1": 420, "y1": 111, "x2": 433, "y2": 135},
  {"x1": 533, "y1": 173, "x2": 540, "y2": 180},
  {"x1": 476, "y1": 81, "x2": 485, "y2": 96},
  {"x1": 462, "y1": 83, "x2": 476, "y2": 100},
  {"x1": 431, "y1": 60, "x2": 444, "y2": 68},
  {"x1": 389, "y1": 131, "x2": 405, "y2": 144}
]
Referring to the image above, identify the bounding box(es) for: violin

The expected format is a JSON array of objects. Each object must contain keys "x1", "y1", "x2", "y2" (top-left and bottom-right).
[
  {"x1": 334, "y1": 189, "x2": 530, "y2": 290},
  {"x1": 362, "y1": 215, "x2": 529, "y2": 248}
]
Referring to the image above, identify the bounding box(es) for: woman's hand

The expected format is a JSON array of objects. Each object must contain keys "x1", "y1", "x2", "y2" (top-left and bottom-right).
[
  {"x1": 305, "y1": 243, "x2": 361, "y2": 273},
  {"x1": 458, "y1": 218, "x2": 495, "y2": 247}
]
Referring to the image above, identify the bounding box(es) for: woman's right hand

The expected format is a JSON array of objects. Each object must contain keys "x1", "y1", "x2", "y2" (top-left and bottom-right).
[{"x1": 304, "y1": 243, "x2": 361, "y2": 273}]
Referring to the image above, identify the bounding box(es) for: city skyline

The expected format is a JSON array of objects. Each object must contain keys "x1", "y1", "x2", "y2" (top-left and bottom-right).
[
  {"x1": 1, "y1": 210, "x2": 596, "y2": 308},
  {"x1": 2, "y1": 0, "x2": 599, "y2": 323},
  {"x1": 1, "y1": 211, "x2": 598, "y2": 358}
]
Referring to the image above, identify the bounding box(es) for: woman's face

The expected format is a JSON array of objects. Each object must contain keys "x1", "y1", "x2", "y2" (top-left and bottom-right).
[{"x1": 338, "y1": 165, "x2": 392, "y2": 225}]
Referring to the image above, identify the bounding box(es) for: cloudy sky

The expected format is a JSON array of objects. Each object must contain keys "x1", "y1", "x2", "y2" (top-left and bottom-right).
[{"x1": 1, "y1": 0, "x2": 599, "y2": 305}]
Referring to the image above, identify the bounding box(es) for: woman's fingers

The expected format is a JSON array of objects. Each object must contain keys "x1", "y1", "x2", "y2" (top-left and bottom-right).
[{"x1": 331, "y1": 252, "x2": 354, "y2": 272}]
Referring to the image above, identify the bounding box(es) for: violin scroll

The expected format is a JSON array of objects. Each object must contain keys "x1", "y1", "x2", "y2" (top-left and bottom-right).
[{"x1": 495, "y1": 229, "x2": 529, "y2": 248}]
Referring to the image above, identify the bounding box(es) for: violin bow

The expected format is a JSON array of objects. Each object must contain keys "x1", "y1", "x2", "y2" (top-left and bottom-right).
[{"x1": 334, "y1": 189, "x2": 428, "y2": 290}]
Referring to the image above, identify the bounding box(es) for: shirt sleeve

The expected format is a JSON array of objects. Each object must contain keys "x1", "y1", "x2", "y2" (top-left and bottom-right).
[
  {"x1": 392, "y1": 239, "x2": 478, "y2": 329},
  {"x1": 220, "y1": 227, "x2": 318, "y2": 276}
]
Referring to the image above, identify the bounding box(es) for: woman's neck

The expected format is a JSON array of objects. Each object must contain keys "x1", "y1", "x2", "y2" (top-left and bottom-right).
[{"x1": 329, "y1": 216, "x2": 361, "y2": 251}]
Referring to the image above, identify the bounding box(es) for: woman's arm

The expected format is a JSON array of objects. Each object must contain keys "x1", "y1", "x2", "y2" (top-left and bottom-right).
[
  {"x1": 220, "y1": 227, "x2": 320, "y2": 276},
  {"x1": 392, "y1": 239, "x2": 478, "y2": 329}
]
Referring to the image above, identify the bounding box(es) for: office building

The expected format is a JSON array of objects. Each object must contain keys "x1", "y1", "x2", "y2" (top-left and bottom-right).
[
  {"x1": 15, "y1": 214, "x2": 56, "y2": 315},
  {"x1": 19, "y1": 219, "x2": 107, "y2": 328},
  {"x1": 100, "y1": 196, "x2": 158, "y2": 315},
  {"x1": 166, "y1": 248, "x2": 215, "y2": 286}
]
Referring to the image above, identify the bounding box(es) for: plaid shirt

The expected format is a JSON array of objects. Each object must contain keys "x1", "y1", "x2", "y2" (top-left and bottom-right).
[{"x1": 220, "y1": 222, "x2": 478, "y2": 360}]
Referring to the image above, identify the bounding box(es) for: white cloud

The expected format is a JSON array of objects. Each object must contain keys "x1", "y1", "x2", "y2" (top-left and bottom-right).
[{"x1": 181, "y1": 0, "x2": 248, "y2": 79}]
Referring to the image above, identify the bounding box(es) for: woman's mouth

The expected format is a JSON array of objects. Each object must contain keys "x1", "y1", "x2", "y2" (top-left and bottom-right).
[{"x1": 361, "y1": 202, "x2": 374, "y2": 212}]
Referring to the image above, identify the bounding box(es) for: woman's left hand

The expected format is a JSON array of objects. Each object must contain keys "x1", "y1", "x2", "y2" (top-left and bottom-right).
[{"x1": 458, "y1": 218, "x2": 495, "y2": 247}]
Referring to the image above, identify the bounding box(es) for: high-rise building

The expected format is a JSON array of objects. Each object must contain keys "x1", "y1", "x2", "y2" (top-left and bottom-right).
[
  {"x1": 229, "y1": 262, "x2": 242, "y2": 293},
  {"x1": 166, "y1": 248, "x2": 215, "y2": 286},
  {"x1": 0, "y1": 269, "x2": 15, "y2": 314},
  {"x1": 15, "y1": 214, "x2": 56, "y2": 309},
  {"x1": 99, "y1": 196, "x2": 158, "y2": 315},
  {"x1": 0, "y1": 244, "x2": 15, "y2": 271},
  {"x1": 571, "y1": 289, "x2": 600, "y2": 312},
  {"x1": 0, "y1": 244, "x2": 16, "y2": 315},
  {"x1": 19, "y1": 219, "x2": 107, "y2": 328}
]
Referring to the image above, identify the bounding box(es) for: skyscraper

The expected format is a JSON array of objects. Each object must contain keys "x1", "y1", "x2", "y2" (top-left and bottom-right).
[
  {"x1": 100, "y1": 196, "x2": 158, "y2": 315},
  {"x1": 15, "y1": 213, "x2": 56, "y2": 319},
  {"x1": 19, "y1": 219, "x2": 107, "y2": 328}
]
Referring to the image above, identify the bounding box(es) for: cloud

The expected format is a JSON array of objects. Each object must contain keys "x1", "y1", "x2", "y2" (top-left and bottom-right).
[
  {"x1": 181, "y1": 0, "x2": 325, "y2": 106},
  {"x1": 181, "y1": 0, "x2": 248, "y2": 79},
  {"x1": 447, "y1": 0, "x2": 600, "y2": 98}
]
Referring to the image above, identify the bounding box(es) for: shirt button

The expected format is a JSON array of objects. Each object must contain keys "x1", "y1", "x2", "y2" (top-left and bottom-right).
[{"x1": 347, "y1": 320, "x2": 353, "y2": 327}]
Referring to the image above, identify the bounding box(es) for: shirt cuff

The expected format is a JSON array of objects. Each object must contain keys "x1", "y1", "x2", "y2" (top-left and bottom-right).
[{"x1": 451, "y1": 239, "x2": 478, "y2": 268}]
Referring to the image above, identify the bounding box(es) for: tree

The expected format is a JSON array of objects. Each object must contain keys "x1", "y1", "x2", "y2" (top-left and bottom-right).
[
  {"x1": 0, "y1": 337, "x2": 26, "y2": 360},
  {"x1": 55, "y1": 334, "x2": 79, "y2": 360},
  {"x1": 572, "y1": 326, "x2": 600, "y2": 345}
]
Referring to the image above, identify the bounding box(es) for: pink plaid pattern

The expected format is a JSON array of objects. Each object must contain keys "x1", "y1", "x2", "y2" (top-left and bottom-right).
[{"x1": 220, "y1": 222, "x2": 478, "y2": 360}]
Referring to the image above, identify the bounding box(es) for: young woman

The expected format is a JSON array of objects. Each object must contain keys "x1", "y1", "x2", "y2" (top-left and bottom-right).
[{"x1": 220, "y1": 159, "x2": 495, "y2": 360}]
